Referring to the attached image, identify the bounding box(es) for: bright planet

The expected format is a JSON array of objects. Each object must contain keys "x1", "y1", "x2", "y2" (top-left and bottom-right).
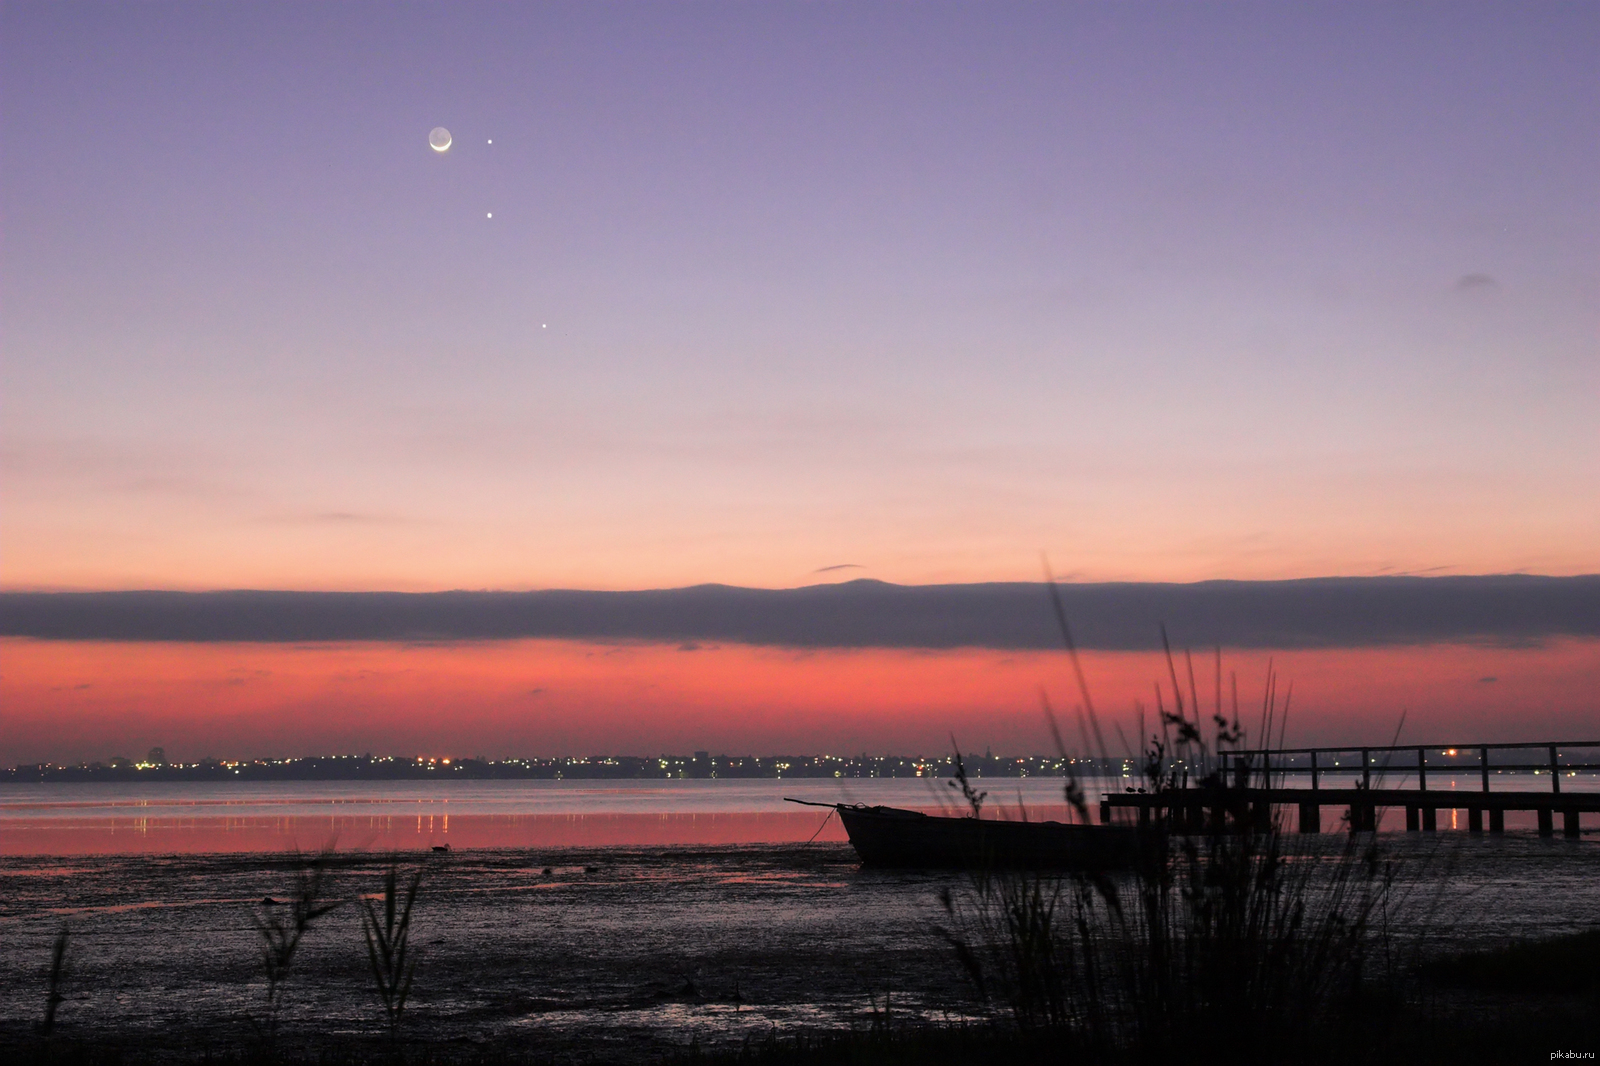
[{"x1": 428, "y1": 126, "x2": 452, "y2": 152}]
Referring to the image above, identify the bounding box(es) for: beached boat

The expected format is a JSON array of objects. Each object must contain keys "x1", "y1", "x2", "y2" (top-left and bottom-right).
[{"x1": 787, "y1": 799, "x2": 1144, "y2": 870}]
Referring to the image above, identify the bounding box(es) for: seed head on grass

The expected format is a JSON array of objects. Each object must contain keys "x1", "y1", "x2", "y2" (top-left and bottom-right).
[{"x1": 947, "y1": 743, "x2": 987, "y2": 818}]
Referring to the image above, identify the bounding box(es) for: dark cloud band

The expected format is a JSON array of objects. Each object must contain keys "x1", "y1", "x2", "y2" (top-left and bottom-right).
[{"x1": 2, "y1": 576, "x2": 1596, "y2": 650}]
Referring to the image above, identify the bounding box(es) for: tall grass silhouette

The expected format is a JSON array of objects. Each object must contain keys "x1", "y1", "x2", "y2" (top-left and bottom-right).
[
  {"x1": 361, "y1": 864, "x2": 424, "y2": 1040},
  {"x1": 933, "y1": 578, "x2": 1409, "y2": 1063},
  {"x1": 38, "y1": 923, "x2": 69, "y2": 1038},
  {"x1": 941, "y1": 694, "x2": 1400, "y2": 1061},
  {"x1": 252, "y1": 849, "x2": 342, "y2": 1048}
]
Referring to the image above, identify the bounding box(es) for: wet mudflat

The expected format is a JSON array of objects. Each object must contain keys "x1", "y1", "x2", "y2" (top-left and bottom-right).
[
  {"x1": 0, "y1": 844, "x2": 977, "y2": 1062},
  {"x1": 0, "y1": 835, "x2": 1596, "y2": 1062}
]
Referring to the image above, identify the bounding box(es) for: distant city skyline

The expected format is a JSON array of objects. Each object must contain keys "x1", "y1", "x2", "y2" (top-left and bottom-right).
[{"x1": 5, "y1": 752, "x2": 1117, "y2": 777}]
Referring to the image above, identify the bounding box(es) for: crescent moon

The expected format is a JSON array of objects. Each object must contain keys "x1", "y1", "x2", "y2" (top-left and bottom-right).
[{"x1": 429, "y1": 127, "x2": 452, "y2": 152}]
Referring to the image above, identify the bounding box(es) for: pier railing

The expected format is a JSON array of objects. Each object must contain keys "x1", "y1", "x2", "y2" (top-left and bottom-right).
[
  {"x1": 1221, "y1": 740, "x2": 1600, "y2": 793},
  {"x1": 1099, "y1": 740, "x2": 1600, "y2": 837}
]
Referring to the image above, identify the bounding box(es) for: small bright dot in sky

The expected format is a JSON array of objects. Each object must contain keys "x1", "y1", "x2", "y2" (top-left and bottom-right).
[
  {"x1": 542, "y1": 324, "x2": 547, "y2": 328},
  {"x1": 487, "y1": 139, "x2": 493, "y2": 144},
  {"x1": 486, "y1": 212, "x2": 492, "y2": 218}
]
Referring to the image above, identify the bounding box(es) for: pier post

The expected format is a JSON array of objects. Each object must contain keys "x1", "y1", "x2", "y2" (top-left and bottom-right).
[
  {"x1": 1298, "y1": 802, "x2": 1319, "y2": 834},
  {"x1": 1422, "y1": 807, "x2": 1437, "y2": 831},
  {"x1": 1100, "y1": 798, "x2": 1112, "y2": 824},
  {"x1": 1538, "y1": 808, "x2": 1554, "y2": 837},
  {"x1": 1479, "y1": 746, "x2": 1489, "y2": 793},
  {"x1": 1563, "y1": 809, "x2": 1581, "y2": 838},
  {"x1": 1348, "y1": 802, "x2": 1374, "y2": 833},
  {"x1": 1405, "y1": 806, "x2": 1419, "y2": 832},
  {"x1": 1417, "y1": 747, "x2": 1427, "y2": 791},
  {"x1": 1489, "y1": 808, "x2": 1505, "y2": 833},
  {"x1": 1361, "y1": 749, "x2": 1370, "y2": 790},
  {"x1": 1550, "y1": 746, "x2": 1561, "y2": 794},
  {"x1": 1310, "y1": 750, "x2": 1319, "y2": 791},
  {"x1": 1468, "y1": 807, "x2": 1483, "y2": 833}
]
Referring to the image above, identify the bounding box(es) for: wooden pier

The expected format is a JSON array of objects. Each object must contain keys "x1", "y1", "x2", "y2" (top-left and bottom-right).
[{"x1": 1099, "y1": 740, "x2": 1600, "y2": 837}]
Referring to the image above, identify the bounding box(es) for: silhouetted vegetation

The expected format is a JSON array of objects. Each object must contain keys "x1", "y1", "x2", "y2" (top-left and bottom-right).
[
  {"x1": 928, "y1": 599, "x2": 1414, "y2": 1063},
  {"x1": 938, "y1": 732, "x2": 1399, "y2": 1062},
  {"x1": 361, "y1": 865, "x2": 425, "y2": 1039},
  {"x1": 37, "y1": 924, "x2": 69, "y2": 1038},
  {"x1": 252, "y1": 851, "x2": 343, "y2": 1048}
]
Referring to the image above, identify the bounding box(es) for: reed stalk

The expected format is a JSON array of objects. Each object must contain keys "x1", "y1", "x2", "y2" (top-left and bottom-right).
[
  {"x1": 362, "y1": 864, "x2": 423, "y2": 1039},
  {"x1": 936, "y1": 584, "x2": 1407, "y2": 1062},
  {"x1": 252, "y1": 849, "x2": 342, "y2": 1048},
  {"x1": 38, "y1": 922, "x2": 69, "y2": 1037}
]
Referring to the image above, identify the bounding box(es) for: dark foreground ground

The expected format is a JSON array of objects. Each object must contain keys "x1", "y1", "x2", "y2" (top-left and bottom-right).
[
  {"x1": 0, "y1": 845, "x2": 972, "y2": 1064},
  {"x1": 1, "y1": 840, "x2": 1597, "y2": 1064}
]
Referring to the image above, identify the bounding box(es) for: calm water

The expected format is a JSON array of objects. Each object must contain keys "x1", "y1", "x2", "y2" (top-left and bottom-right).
[
  {"x1": 1, "y1": 779, "x2": 1596, "y2": 1059},
  {"x1": 1, "y1": 774, "x2": 1593, "y2": 855},
  {"x1": 0, "y1": 777, "x2": 1085, "y2": 855}
]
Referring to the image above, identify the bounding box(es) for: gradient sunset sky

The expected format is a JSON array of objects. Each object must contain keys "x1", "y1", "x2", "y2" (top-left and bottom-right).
[{"x1": 3, "y1": 4, "x2": 1596, "y2": 762}]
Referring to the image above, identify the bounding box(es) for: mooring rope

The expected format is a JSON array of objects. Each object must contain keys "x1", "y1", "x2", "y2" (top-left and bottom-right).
[{"x1": 804, "y1": 807, "x2": 835, "y2": 845}]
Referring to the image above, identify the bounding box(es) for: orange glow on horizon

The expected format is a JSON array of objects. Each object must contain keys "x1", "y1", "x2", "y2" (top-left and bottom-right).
[{"x1": 2, "y1": 637, "x2": 1597, "y2": 766}]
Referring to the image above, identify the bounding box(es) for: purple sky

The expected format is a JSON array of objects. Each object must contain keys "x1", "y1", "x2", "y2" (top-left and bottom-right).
[{"x1": 5, "y1": 2, "x2": 1596, "y2": 591}]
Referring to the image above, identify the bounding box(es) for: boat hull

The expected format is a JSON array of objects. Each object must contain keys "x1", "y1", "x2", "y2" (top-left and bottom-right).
[{"x1": 835, "y1": 805, "x2": 1142, "y2": 870}]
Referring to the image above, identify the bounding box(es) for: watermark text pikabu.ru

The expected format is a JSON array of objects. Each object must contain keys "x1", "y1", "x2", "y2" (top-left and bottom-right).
[{"x1": 1551, "y1": 1053, "x2": 1594, "y2": 1061}]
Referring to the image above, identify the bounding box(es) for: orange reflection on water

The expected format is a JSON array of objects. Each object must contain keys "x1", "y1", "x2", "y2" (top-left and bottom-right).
[
  {"x1": 0, "y1": 803, "x2": 1097, "y2": 856},
  {"x1": 0, "y1": 811, "x2": 858, "y2": 856}
]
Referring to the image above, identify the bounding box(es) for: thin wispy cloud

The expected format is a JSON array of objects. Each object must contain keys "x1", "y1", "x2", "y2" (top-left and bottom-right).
[{"x1": 263, "y1": 511, "x2": 412, "y2": 526}]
